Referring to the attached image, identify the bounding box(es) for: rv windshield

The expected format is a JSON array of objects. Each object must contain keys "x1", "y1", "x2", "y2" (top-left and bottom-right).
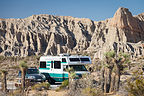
[{"x1": 66, "y1": 65, "x2": 87, "y2": 71}]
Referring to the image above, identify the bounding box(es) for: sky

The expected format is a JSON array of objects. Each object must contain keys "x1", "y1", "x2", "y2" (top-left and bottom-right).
[{"x1": 0, "y1": 0, "x2": 144, "y2": 21}]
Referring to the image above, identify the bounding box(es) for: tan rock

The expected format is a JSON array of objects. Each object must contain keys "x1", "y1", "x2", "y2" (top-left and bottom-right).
[
  {"x1": 0, "y1": 7, "x2": 143, "y2": 60},
  {"x1": 109, "y1": 7, "x2": 141, "y2": 32}
]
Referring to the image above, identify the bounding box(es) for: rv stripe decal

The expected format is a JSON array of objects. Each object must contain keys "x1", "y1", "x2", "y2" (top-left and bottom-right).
[
  {"x1": 39, "y1": 68, "x2": 50, "y2": 70},
  {"x1": 61, "y1": 62, "x2": 67, "y2": 64},
  {"x1": 52, "y1": 78, "x2": 68, "y2": 82},
  {"x1": 46, "y1": 64, "x2": 50, "y2": 66},
  {"x1": 49, "y1": 73, "x2": 69, "y2": 78},
  {"x1": 47, "y1": 61, "x2": 51, "y2": 63},
  {"x1": 46, "y1": 61, "x2": 67, "y2": 64}
]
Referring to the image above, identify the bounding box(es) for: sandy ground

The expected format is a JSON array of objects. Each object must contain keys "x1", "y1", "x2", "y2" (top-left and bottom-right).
[
  {"x1": 48, "y1": 90, "x2": 67, "y2": 96},
  {"x1": 28, "y1": 90, "x2": 68, "y2": 96}
]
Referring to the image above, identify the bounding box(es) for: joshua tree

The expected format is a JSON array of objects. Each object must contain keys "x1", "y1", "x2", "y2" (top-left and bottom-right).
[
  {"x1": 101, "y1": 51, "x2": 115, "y2": 93},
  {"x1": 65, "y1": 67, "x2": 76, "y2": 89},
  {"x1": 0, "y1": 70, "x2": 8, "y2": 92},
  {"x1": 19, "y1": 60, "x2": 28, "y2": 91},
  {"x1": 101, "y1": 51, "x2": 130, "y2": 93}
]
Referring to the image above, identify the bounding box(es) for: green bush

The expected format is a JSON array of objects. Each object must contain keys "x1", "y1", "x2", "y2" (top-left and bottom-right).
[
  {"x1": 56, "y1": 80, "x2": 69, "y2": 91},
  {"x1": 19, "y1": 60, "x2": 28, "y2": 68},
  {"x1": 60, "y1": 80, "x2": 69, "y2": 89},
  {"x1": 32, "y1": 82, "x2": 50, "y2": 90},
  {"x1": 125, "y1": 70, "x2": 144, "y2": 96},
  {"x1": 104, "y1": 51, "x2": 116, "y2": 58}
]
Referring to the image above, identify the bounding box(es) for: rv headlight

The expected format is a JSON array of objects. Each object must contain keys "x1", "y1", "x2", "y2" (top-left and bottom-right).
[{"x1": 28, "y1": 76, "x2": 35, "y2": 79}]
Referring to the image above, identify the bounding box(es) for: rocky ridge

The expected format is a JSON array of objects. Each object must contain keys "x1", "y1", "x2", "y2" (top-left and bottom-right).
[{"x1": 0, "y1": 7, "x2": 144, "y2": 60}]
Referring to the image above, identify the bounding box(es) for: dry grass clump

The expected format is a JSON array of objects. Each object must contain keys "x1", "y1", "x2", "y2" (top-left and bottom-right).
[
  {"x1": 67, "y1": 74, "x2": 102, "y2": 96},
  {"x1": 56, "y1": 80, "x2": 69, "y2": 91},
  {"x1": 88, "y1": 59, "x2": 103, "y2": 72},
  {"x1": 125, "y1": 70, "x2": 144, "y2": 96},
  {"x1": 82, "y1": 87, "x2": 104, "y2": 96},
  {"x1": 31, "y1": 82, "x2": 50, "y2": 91},
  {"x1": 7, "y1": 89, "x2": 24, "y2": 96},
  {"x1": 60, "y1": 80, "x2": 69, "y2": 89}
]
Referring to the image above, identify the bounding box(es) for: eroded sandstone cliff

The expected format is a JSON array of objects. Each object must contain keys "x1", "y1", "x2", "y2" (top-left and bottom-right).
[
  {"x1": 88, "y1": 7, "x2": 144, "y2": 59},
  {"x1": 0, "y1": 7, "x2": 143, "y2": 59}
]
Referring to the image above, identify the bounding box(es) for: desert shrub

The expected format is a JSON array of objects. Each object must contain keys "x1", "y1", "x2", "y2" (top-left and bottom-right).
[
  {"x1": 56, "y1": 80, "x2": 69, "y2": 91},
  {"x1": 10, "y1": 65, "x2": 19, "y2": 70},
  {"x1": 6, "y1": 57, "x2": 17, "y2": 62},
  {"x1": 104, "y1": 51, "x2": 115, "y2": 58},
  {"x1": 82, "y1": 87, "x2": 104, "y2": 96},
  {"x1": 60, "y1": 80, "x2": 69, "y2": 89},
  {"x1": 91, "y1": 60, "x2": 103, "y2": 72},
  {"x1": 67, "y1": 74, "x2": 100, "y2": 96},
  {"x1": 0, "y1": 56, "x2": 5, "y2": 62},
  {"x1": 9, "y1": 89, "x2": 23, "y2": 96},
  {"x1": 125, "y1": 70, "x2": 144, "y2": 96},
  {"x1": 32, "y1": 82, "x2": 50, "y2": 91}
]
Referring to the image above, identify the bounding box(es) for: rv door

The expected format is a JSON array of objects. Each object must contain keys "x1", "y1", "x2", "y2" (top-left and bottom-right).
[{"x1": 50, "y1": 61, "x2": 63, "y2": 82}]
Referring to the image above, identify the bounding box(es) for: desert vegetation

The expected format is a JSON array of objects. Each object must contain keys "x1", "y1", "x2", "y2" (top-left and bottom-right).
[
  {"x1": 19, "y1": 60, "x2": 28, "y2": 92},
  {"x1": 125, "y1": 70, "x2": 144, "y2": 96},
  {"x1": 0, "y1": 70, "x2": 8, "y2": 93},
  {"x1": 0, "y1": 51, "x2": 144, "y2": 96}
]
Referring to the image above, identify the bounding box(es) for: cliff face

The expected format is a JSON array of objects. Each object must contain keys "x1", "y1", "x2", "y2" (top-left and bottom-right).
[
  {"x1": 0, "y1": 15, "x2": 95, "y2": 56},
  {"x1": 88, "y1": 7, "x2": 144, "y2": 59},
  {"x1": 109, "y1": 7, "x2": 144, "y2": 42},
  {"x1": 0, "y1": 7, "x2": 144, "y2": 59}
]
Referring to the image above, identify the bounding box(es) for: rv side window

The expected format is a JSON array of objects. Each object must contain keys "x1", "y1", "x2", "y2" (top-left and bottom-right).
[
  {"x1": 62, "y1": 58, "x2": 66, "y2": 62},
  {"x1": 80, "y1": 58, "x2": 90, "y2": 61},
  {"x1": 54, "y1": 61, "x2": 61, "y2": 69},
  {"x1": 40, "y1": 61, "x2": 46, "y2": 68},
  {"x1": 69, "y1": 58, "x2": 80, "y2": 62}
]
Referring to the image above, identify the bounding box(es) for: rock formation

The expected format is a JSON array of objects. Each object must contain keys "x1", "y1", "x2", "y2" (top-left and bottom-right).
[
  {"x1": 109, "y1": 7, "x2": 144, "y2": 42},
  {"x1": 0, "y1": 7, "x2": 143, "y2": 60},
  {"x1": 88, "y1": 7, "x2": 144, "y2": 59}
]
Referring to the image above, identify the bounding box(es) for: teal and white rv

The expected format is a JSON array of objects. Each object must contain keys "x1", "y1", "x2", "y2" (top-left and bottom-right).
[{"x1": 39, "y1": 54, "x2": 91, "y2": 83}]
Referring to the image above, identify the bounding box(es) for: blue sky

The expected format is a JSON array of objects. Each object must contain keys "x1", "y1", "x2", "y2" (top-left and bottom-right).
[{"x1": 0, "y1": 0, "x2": 144, "y2": 21}]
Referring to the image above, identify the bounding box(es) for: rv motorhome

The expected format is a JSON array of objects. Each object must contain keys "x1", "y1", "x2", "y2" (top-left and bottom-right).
[{"x1": 39, "y1": 54, "x2": 91, "y2": 83}]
